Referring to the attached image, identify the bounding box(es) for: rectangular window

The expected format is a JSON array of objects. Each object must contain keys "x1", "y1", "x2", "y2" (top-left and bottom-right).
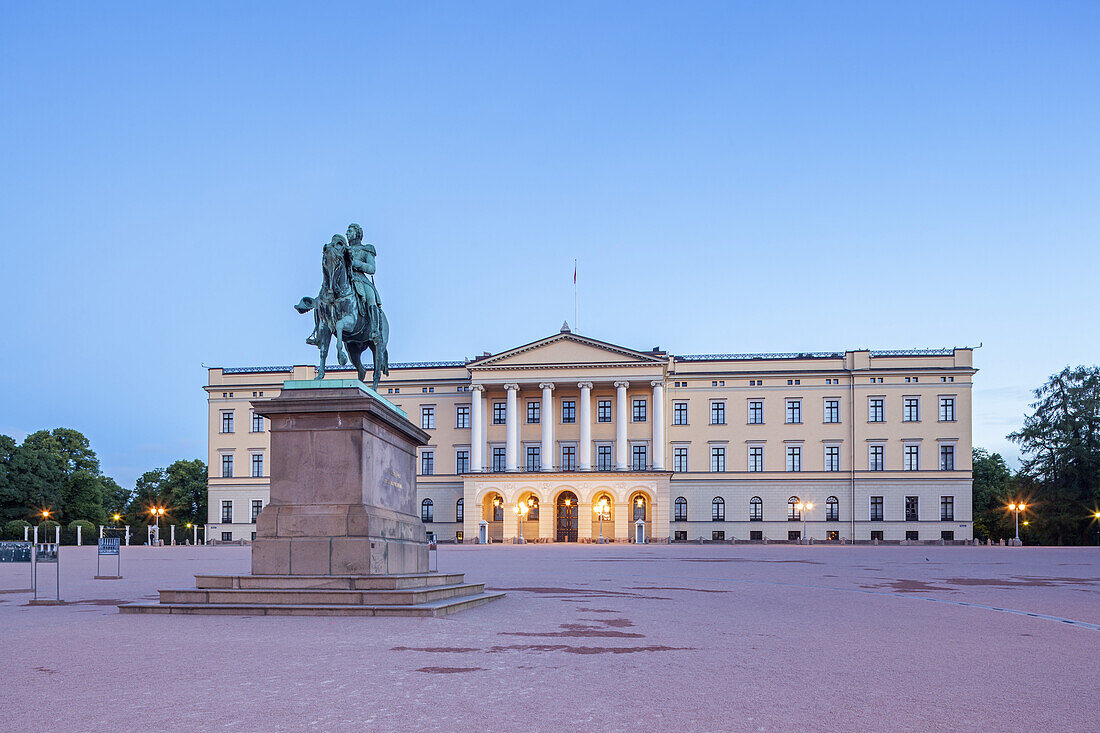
[
  {"x1": 712, "y1": 501, "x2": 725, "y2": 522},
  {"x1": 221, "y1": 410, "x2": 234, "y2": 433},
  {"x1": 824, "y1": 399, "x2": 840, "y2": 423},
  {"x1": 222, "y1": 532, "x2": 233, "y2": 542},
  {"x1": 674, "y1": 530, "x2": 688, "y2": 541},
  {"x1": 561, "y1": 400, "x2": 576, "y2": 423},
  {"x1": 455, "y1": 405, "x2": 470, "y2": 429},
  {"x1": 456, "y1": 531, "x2": 464, "y2": 542},
  {"x1": 456, "y1": 500, "x2": 464, "y2": 522},
  {"x1": 905, "y1": 496, "x2": 919, "y2": 522},
  {"x1": 597, "y1": 445, "x2": 612, "y2": 471},
  {"x1": 631, "y1": 444, "x2": 647, "y2": 470},
  {"x1": 749, "y1": 500, "x2": 763, "y2": 522},
  {"x1": 493, "y1": 402, "x2": 506, "y2": 425},
  {"x1": 868, "y1": 398, "x2": 884, "y2": 422},
  {"x1": 632, "y1": 399, "x2": 646, "y2": 423},
  {"x1": 421, "y1": 406, "x2": 435, "y2": 430},
  {"x1": 826, "y1": 501, "x2": 839, "y2": 522},
  {"x1": 712, "y1": 531, "x2": 725, "y2": 541},
  {"x1": 673, "y1": 446, "x2": 688, "y2": 473},
  {"x1": 748, "y1": 401, "x2": 764, "y2": 424},
  {"x1": 786, "y1": 445, "x2": 801, "y2": 472},
  {"x1": 826, "y1": 530, "x2": 839, "y2": 541},
  {"x1": 251, "y1": 412, "x2": 264, "y2": 433},
  {"x1": 940, "y1": 444, "x2": 955, "y2": 471},
  {"x1": 870, "y1": 496, "x2": 884, "y2": 521},
  {"x1": 904, "y1": 444, "x2": 920, "y2": 471},
  {"x1": 824, "y1": 445, "x2": 840, "y2": 472},
  {"x1": 598, "y1": 400, "x2": 612, "y2": 423},
  {"x1": 526, "y1": 445, "x2": 540, "y2": 471},
  {"x1": 710, "y1": 446, "x2": 726, "y2": 472},
  {"x1": 939, "y1": 396, "x2": 956, "y2": 422},
  {"x1": 492, "y1": 447, "x2": 506, "y2": 472},
  {"x1": 673, "y1": 401, "x2": 688, "y2": 425},
  {"x1": 674, "y1": 500, "x2": 688, "y2": 522},
  {"x1": 251, "y1": 500, "x2": 262, "y2": 523},
  {"x1": 221, "y1": 500, "x2": 233, "y2": 523},
  {"x1": 561, "y1": 445, "x2": 576, "y2": 471},
  {"x1": 748, "y1": 446, "x2": 764, "y2": 472},
  {"x1": 251, "y1": 453, "x2": 263, "y2": 478},
  {"x1": 786, "y1": 400, "x2": 801, "y2": 424},
  {"x1": 527, "y1": 401, "x2": 540, "y2": 424},
  {"x1": 940, "y1": 496, "x2": 954, "y2": 521},
  {"x1": 941, "y1": 530, "x2": 955, "y2": 541},
  {"x1": 869, "y1": 445, "x2": 884, "y2": 471},
  {"x1": 455, "y1": 450, "x2": 470, "y2": 474},
  {"x1": 710, "y1": 401, "x2": 726, "y2": 425},
  {"x1": 221, "y1": 454, "x2": 233, "y2": 478},
  {"x1": 906, "y1": 530, "x2": 919, "y2": 541},
  {"x1": 749, "y1": 530, "x2": 763, "y2": 541},
  {"x1": 903, "y1": 397, "x2": 920, "y2": 422},
  {"x1": 420, "y1": 450, "x2": 434, "y2": 475},
  {"x1": 871, "y1": 530, "x2": 884, "y2": 541}
]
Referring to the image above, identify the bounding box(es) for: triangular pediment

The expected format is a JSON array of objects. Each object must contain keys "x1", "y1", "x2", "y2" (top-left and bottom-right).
[{"x1": 470, "y1": 333, "x2": 665, "y2": 369}]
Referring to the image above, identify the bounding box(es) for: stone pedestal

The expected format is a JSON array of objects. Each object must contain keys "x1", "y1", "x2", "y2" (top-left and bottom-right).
[{"x1": 252, "y1": 380, "x2": 429, "y2": 576}]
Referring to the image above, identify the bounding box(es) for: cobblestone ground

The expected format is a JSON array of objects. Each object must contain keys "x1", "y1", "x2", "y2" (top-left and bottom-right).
[{"x1": 1, "y1": 543, "x2": 1097, "y2": 731}]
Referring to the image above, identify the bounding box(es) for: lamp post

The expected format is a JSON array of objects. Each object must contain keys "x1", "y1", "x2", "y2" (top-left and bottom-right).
[
  {"x1": 795, "y1": 502, "x2": 813, "y2": 543},
  {"x1": 1008, "y1": 503, "x2": 1026, "y2": 544},
  {"x1": 1094, "y1": 512, "x2": 1100, "y2": 546},
  {"x1": 150, "y1": 506, "x2": 166, "y2": 544},
  {"x1": 513, "y1": 501, "x2": 529, "y2": 543},
  {"x1": 593, "y1": 498, "x2": 610, "y2": 544}
]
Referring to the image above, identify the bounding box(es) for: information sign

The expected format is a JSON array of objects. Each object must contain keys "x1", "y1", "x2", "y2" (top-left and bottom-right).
[
  {"x1": 0, "y1": 541, "x2": 32, "y2": 563},
  {"x1": 35, "y1": 544, "x2": 59, "y2": 563},
  {"x1": 98, "y1": 537, "x2": 120, "y2": 556}
]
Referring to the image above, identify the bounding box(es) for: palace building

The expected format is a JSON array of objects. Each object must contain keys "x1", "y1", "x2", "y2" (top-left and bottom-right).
[{"x1": 205, "y1": 325, "x2": 975, "y2": 544}]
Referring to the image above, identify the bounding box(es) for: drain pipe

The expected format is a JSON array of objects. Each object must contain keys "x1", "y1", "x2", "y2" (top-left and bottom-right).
[{"x1": 846, "y1": 359, "x2": 857, "y2": 542}]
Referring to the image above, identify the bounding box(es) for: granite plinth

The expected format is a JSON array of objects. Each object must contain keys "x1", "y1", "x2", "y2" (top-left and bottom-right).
[{"x1": 250, "y1": 383, "x2": 430, "y2": 576}]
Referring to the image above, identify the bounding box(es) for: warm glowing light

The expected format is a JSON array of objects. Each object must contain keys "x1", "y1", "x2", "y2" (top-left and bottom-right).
[
  {"x1": 805, "y1": 503, "x2": 813, "y2": 511},
  {"x1": 1017, "y1": 503, "x2": 1026, "y2": 511},
  {"x1": 41, "y1": 510, "x2": 50, "y2": 519},
  {"x1": 493, "y1": 498, "x2": 500, "y2": 506},
  {"x1": 1022, "y1": 521, "x2": 1029, "y2": 526},
  {"x1": 636, "y1": 498, "x2": 644, "y2": 507},
  {"x1": 527, "y1": 497, "x2": 534, "y2": 506},
  {"x1": 1094, "y1": 512, "x2": 1100, "y2": 520},
  {"x1": 185, "y1": 523, "x2": 192, "y2": 528},
  {"x1": 564, "y1": 499, "x2": 571, "y2": 506},
  {"x1": 1008, "y1": 503, "x2": 1016, "y2": 511},
  {"x1": 795, "y1": 502, "x2": 803, "y2": 511}
]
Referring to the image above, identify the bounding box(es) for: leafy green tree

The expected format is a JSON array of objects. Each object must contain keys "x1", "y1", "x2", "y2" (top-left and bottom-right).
[
  {"x1": 972, "y1": 448, "x2": 1013, "y2": 540},
  {"x1": 1009, "y1": 365, "x2": 1100, "y2": 545},
  {"x1": 165, "y1": 459, "x2": 207, "y2": 527},
  {"x1": 3, "y1": 519, "x2": 30, "y2": 540},
  {"x1": 9, "y1": 438, "x2": 65, "y2": 521},
  {"x1": 0, "y1": 435, "x2": 20, "y2": 523}
]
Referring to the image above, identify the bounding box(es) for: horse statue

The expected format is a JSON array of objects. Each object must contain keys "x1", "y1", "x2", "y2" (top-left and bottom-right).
[{"x1": 295, "y1": 231, "x2": 389, "y2": 390}]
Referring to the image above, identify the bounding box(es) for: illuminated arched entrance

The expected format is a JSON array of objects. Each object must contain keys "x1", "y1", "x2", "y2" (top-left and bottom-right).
[{"x1": 556, "y1": 491, "x2": 578, "y2": 543}]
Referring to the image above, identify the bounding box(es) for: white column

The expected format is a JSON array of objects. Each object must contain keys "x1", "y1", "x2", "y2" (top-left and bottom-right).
[
  {"x1": 170, "y1": 525, "x2": 176, "y2": 546},
  {"x1": 540, "y1": 383, "x2": 555, "y2": 471},
  {"x1": 504, "y1": 383, "x2": 520, "y2": 471},
  {"x1": 615, "y1": 381, "x2": 630, "y2": 470},
  {"x1": 470, "y1": 385, "x2": 485, "y2": 472},
  {"x1": 651, "y1": 380, "x2": 666, "y2": 470},
  {"x1": 578, "y1": 382, "x2": 593, "y2": 470},
  {"x1": 76, "y1": 525, "x2": 82, "y2": 546}
]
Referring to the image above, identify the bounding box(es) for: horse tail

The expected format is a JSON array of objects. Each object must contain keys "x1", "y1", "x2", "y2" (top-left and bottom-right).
[{"x1": 294, "y1": 296, "x2": 315, "y2": 314}]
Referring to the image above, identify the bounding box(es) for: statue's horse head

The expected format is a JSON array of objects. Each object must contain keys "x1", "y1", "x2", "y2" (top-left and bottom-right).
[{"x1": 322, "y1": 234, "x2": 351, "y2": 297}]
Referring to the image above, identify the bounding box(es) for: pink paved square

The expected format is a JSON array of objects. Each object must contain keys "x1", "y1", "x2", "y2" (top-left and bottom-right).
[{"x1": 1, "y1": 544, "x2": 1097, "y2": 731}]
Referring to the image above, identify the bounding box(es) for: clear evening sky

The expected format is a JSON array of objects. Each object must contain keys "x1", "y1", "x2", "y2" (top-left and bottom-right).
[{"x1": 1, "y1": 2, "x2": 1097, "y2": 490}]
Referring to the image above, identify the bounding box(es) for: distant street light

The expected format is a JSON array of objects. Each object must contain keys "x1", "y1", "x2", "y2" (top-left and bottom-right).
[
  {"x1": 593, "y1": 498, "x2": 610, "y2": 543},
  {"x1": 513, "y1": 501, "x2": 529, "y2": 543},
  {"x1": 795, "y1": 502, "x2": 813, "y2": 543},
  {"x1": 1008, "y1": 503, "x2": 1026, "y2": 544}
]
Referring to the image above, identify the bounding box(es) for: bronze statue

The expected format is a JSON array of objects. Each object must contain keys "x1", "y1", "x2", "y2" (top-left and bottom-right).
[{"x1": 296, "y1": 223, "x2": 390, "y2": 389}]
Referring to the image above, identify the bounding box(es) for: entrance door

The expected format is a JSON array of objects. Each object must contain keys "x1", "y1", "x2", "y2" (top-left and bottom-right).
[{"x1": 556, "y1": 491, "x2": 578, "y2": 542}]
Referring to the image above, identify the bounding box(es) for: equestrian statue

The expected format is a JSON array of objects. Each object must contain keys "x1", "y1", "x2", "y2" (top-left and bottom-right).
[{"x1": 295, "y1": 222, "x2": 390, "y2": 390}]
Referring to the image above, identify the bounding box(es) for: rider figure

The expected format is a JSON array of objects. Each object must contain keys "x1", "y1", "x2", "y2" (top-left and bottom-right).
[{"x1": 344, "y1": 223, "x2": 383, "y2": 344}]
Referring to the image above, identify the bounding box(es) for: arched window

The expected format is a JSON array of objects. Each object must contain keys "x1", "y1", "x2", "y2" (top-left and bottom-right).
[
  {"x1": 788, "y1": 496, "x2": 800, "y2": 521},
  {"x1": 456, "y1": 498, "x2": 464, "y2": 522},
  {"x1": 749, "y1": 496, "x2": 763, "y2": 521},
  {"x1": 421, "y1": 498, "x2": 434, "y2": 523},
  {"x1": 633, "y1": 496, "x2": 647, "y2": 521},
  {"x1": 492, "y1": 496, "x2": 504, "y2": 522},
  {"x1": 712, "y1": 497, "x2": 725, "y2": 522},
  {"x1": 674, "y1": 496, "x2": 688, "y2": 522},
  {"x1": 826, "y1": 496, "x2": 839, "y2": 522},
  {"x1": 528, "y1": 496, "x2": 539, "y2": 521}
]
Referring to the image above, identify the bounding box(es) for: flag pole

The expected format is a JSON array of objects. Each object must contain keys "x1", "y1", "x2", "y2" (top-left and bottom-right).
[{"x1": 573, "y1": 259, "x2": 578, "y2": 333}]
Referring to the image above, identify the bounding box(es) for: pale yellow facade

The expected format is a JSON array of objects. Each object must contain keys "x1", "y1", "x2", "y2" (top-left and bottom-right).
[{"x1": 206, "y1": 328, "x2": 975, "y2": 543}]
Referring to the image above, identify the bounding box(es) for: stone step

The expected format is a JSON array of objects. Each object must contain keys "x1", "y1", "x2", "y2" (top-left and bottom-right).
[
  {"x1": 158, "y1": 582, "x2": 485, "y2": 606},
  {"x1": 118, "y1": 591, "x2": 505, "y2": 618},
  {"x1": 194, "y1": 573, "x2": 465, "y2": 591}
]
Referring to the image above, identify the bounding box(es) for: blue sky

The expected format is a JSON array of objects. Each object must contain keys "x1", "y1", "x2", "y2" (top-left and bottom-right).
[{"x1": 1, "y1": 2, "x2": 1097, "y2": 490}]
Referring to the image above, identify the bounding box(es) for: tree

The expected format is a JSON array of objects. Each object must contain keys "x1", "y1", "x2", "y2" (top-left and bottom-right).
[
  {"x1": 972, "y1": 448, "x2": 1012, "y2": 540},
  {"x1": 1008, "y1": 365, "x2": 1100, "y2": 544},
  {"x1": 165, "y1": 459, "x2": 207, "y2": 527}
]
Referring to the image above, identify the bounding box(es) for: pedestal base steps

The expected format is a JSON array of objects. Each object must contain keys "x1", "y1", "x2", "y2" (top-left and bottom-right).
[{"x1": 118, "y1": 572, "x2": 504, "y2": 617}]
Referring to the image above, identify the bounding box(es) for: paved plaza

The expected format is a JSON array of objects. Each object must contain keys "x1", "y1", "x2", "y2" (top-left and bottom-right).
[{"x1": 2, "y1": 544, "x2": 1097, "y2": 731}]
